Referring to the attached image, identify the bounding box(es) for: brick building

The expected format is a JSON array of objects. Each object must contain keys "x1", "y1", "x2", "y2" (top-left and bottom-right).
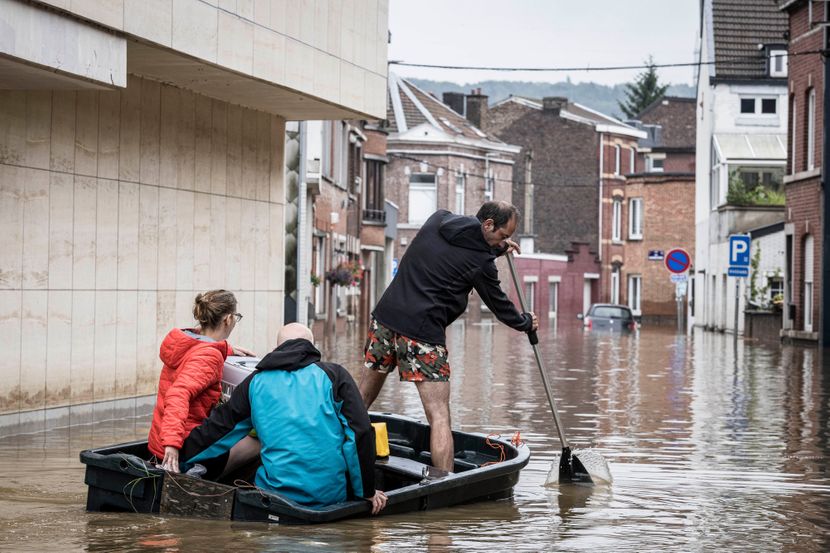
[
  {"x1": 779, "y1": 0, "x2": 823, "y2": 342},
  {"x1": 619, "y1": 97, "x2": 696, "y2": 323},
  {"x1": 484, "y1": 96, "x2": 645, "y2": 306},
  {"x1": 385, "y1": 75, "x2": 521, "y2": 255}
]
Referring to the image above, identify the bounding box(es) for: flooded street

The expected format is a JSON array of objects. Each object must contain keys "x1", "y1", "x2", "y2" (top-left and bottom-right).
[{"x1": 2, "y1": 320, "x2": 830, "y2": 552}]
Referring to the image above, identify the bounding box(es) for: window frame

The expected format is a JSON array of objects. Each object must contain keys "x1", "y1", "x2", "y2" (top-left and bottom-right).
[
  {"x1": 611, "y1": 198, "x2": 622, "y2": 242},
  {"x1": 407, "y1": 173, "x2": 437, "y2": 225},
  {"x1": 628, "y1": 197, "x2": 643, "y2": 240},
  {"x1": 627, "y1": 274, "x2": 642, "y2": 315},
  {"x1": 769, "y1": 49, "x2": 788, "y2": 78},
  {"x1": 807, "y1": 88, "x2": 816, "y2": 170},
  {"x1": 455, "y1": 171, "x2": 466, "y2": 214},
  {"x1": 614, "y1": 145, "x2": 621, "y2": 175}
]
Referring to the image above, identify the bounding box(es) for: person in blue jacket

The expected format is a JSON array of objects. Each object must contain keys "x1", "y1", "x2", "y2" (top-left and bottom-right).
[{"x1": 181, "y1": 323, "x2": 387, "y2": 514}]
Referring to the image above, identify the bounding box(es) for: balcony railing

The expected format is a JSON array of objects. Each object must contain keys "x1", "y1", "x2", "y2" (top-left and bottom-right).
[{"x1": 362, "y1": 208, "x2": 386, "y2": 224}]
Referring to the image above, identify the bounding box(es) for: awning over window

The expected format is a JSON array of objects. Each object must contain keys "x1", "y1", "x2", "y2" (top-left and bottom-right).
[{"x1": 713, "y1": 133, "x2": 787, "y2": 161}]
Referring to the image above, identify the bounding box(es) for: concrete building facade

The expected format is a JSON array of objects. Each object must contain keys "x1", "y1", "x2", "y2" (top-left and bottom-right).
[{"x1": 0, "y1": 0, "x2": 389, "y2": 427}]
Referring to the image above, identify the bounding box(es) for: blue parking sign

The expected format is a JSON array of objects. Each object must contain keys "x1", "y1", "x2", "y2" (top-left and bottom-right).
[{"x1": 729, "y1": 235, "x2": 751, "y2": 268}]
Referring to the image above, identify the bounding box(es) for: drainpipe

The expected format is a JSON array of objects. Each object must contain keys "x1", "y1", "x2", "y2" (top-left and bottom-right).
[
  {"x1": 598, "y1": 132, "x2": 604, "y2": 263},
  {"x1": 297, "y1": 122, "x2": 309, "y2": 326}
]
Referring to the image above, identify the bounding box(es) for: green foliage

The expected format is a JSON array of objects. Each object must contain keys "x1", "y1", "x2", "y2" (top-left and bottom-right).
[
  {"x1": 747, "y1": 246, "x2": 769, "y2": 308},
  {"x1": 617, "y1": 56, "x2": 669, "y2": 119},
  {"x1": 726, "y1": 172, "x2": 785, "y2": 206}
]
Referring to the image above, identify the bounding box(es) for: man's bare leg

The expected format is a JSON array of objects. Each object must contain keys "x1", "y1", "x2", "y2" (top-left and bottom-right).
[
  {"x1": 359, "y1": 369, "x2": 389, "y2": 409},
  {"x1": 415, "y1": 380, "x2": 453, "y2": 472}
]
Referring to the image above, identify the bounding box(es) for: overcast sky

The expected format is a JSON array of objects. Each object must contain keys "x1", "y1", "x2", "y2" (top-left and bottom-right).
[{"x1": 388, "y1": 0, "x2": 701, "y2": 87}]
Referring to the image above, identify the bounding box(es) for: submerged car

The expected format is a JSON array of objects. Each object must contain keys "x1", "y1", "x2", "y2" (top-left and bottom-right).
[{"x1": 578, "y1": 304, "x2": 637, "y2": 331}]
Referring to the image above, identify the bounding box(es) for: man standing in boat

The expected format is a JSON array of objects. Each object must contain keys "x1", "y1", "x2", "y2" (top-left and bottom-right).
[{"x1": 359, "y1": 201, "x2": 538, "y2": 472}]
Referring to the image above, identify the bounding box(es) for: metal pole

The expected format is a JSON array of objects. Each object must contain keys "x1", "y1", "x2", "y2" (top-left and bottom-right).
[
  {"x1": 677, "y1": 294, "x2": 683, "y2": 332},
  {"x1": 506, "y1": 254, "x2": 569, "y2": 449},
  {"x1": 734, "y1": 277, "x2": 740, "y2": 347}
]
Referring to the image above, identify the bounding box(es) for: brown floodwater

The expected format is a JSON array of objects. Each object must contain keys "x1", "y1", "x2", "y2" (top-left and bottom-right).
[{"x1": 2, "y1": 320, "x2": 830, "y2": 552}]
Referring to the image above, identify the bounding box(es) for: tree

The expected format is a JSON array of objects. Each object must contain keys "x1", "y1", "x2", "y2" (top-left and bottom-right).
[{"x1": 618, "y1": 56, "x2": 669, "y2": 119}]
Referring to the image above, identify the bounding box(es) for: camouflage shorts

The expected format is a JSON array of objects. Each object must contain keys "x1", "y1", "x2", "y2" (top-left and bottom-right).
[{"x1": 363, "y1": 318, "x2": 451, "y2": 382}]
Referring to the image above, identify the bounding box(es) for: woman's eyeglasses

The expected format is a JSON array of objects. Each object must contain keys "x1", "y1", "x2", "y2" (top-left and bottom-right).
[{"x1": 233, "y1": 313, "x2": 243, "y2": 322}]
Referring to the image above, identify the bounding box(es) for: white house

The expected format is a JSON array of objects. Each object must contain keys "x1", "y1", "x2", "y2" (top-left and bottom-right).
[{"x1": 693, "y1": 0, "x2": 788, "y2": 334}]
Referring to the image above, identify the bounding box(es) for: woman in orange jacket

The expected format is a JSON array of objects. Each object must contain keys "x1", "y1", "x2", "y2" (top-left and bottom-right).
[{"x1": 148, "y1": 290, "x2": 254, "y2": 472}]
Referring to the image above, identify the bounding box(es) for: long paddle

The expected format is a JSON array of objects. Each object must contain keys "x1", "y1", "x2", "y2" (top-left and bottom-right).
[{"x1": 505, "y1": 253, "x2": 593, "y2": 484}]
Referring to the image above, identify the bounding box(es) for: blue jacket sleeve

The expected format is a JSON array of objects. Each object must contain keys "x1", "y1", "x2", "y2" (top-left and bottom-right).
[{"x1": 181, "y1": 372, "x2": 255, "y2": 467}]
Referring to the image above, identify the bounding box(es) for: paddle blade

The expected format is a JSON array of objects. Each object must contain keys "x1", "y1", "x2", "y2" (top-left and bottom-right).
[
  {"x1": 559, "y1": 447, "x2": 593, "y2": 484},
  {"x1": 545, "y1": 448, "x2": 612, "y2": 487}
]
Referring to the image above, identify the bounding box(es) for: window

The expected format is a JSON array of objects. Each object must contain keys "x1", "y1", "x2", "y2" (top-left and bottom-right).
[
  {"x1": 769, "y1": 49, "x2": 787, "y2": 78},
  {"x1": 732, "y1": 165, "x2": 785, "y2": 193},
  {"x1": 710, "y1": 140, "x2": 721, "y2": 210},
  {"x1": 740, "y1": 97, "x2": 777, "y2": 115},
  {"x1": 629, "y1": 147, "x2": 635, "y2": 173},
  {"x1": 804, "y1": 235, "x2": 814, "y2": 332},
  {"x1": 646, "y1": 155, "x2": 664, "y2": 173},
  {"x1": 807, "y1": 88, "x2": 816, "y2": 170},
  {"x1": 628, "y1": 198, "x2": 643, "y2": 240},
  {"x1": 408, "y1": 174, "x2": 436, "y2": 224},
  {"x1": 627, "y1": 275, "x2": 642, "y2": 314},
  {"x1": 455, "y1": 172, "x2": 466, "y2": 214},
  {"x1": 611, "y1": 268, "x2": 620, "y2": 304},
  {"x1": 548, "y1": 280, "x2": 559, "y2": 318},
  {"x1": 611, "y1": 199, "x2": 622, "y2": 241},
  {"x1": 363, "y1": 160, "x2": 385, "y2": 223},
  {"x1": 614, "y1": 145, "x2": 621, "y2": 175},
  {"x1": 484, "y1": 169, "x2": 494, "y2": 202},
  {"x1": 524, "y1": 280, "x2": 536, "y2": 312},
  {"x1": 768, "y1": 277, "x2": 783, "y2": 303},
  {"x1": 791, "y1": 96, "x2": 797, "y2": 174}
]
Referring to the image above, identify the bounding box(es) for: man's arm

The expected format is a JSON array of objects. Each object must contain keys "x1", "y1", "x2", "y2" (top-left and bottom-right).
[
  {"x1": 180, "y1": 372, "x2": 255, "y2": 468},
  {"x1": 322, "y1": 363, "x2": 377, "y2": 500},
  {"x1": 473, "y1": 261, "x2": 534, "y2": 332}
]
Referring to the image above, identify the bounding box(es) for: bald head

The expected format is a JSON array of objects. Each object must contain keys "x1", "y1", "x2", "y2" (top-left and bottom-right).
[{"x1": 277, "y1": 322, "x2": 314, "y2": 346}]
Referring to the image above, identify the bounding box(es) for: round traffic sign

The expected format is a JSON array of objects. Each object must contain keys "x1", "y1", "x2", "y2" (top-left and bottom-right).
[{"x1": 665, "y1": 248, "x2": 691, "y2": 274}]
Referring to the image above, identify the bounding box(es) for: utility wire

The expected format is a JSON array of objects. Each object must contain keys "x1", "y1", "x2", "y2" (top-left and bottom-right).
[
  {"x1": 389, "y1": 49, "x2": 823, "y2": 73},
  {"x1": 388, "y1": 152, "x2": 632, "y2": 189}
]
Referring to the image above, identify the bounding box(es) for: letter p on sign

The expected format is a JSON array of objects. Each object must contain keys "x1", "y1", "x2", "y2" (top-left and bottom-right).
[{"x1": 729, "y1": 235, "x2": 751, "y2": 267}]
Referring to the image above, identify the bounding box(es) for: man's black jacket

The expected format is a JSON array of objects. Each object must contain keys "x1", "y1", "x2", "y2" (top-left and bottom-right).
[{"x1": 373, "y1": 209, "x2": 532, "y2": 345}]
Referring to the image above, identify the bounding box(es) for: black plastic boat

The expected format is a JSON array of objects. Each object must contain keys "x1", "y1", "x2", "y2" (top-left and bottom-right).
[{"x1": 80, "y1": 412, "x2": 530, "y2": 524}]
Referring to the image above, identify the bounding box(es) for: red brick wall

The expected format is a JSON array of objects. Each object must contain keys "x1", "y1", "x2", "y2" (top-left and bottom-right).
[
  {"x1": 623, "y1": 175, "x2": 696, "y2": 319},
  {"x1": 486, "y1": 102, "x2": 601, "y2": 254},
  {"x1": 785, "y1": 0, "x2": 824, "y2": 332},
  {"x1": 509, "y1": 243, "x2": 600, "y2": 321}
]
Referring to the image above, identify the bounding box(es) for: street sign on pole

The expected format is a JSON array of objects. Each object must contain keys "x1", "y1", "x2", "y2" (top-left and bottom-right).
[
  {"x1": 729, "y1": 235, "x2": 751, "y2": 271},
  {"x1": 665, "y1": 248, "x2": 691, "y2": 274},
  {"x1": 728, "y1": 234, "x2": 751, "y2": 346}
]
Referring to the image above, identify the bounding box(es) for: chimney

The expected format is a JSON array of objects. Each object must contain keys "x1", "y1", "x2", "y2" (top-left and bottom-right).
[
  {"x1": 542, "y1": 96, "x2": 568, "y2": 115},
  {"x1": 442, "y1": 92, "x2": 465, "y2": 115},
  {"x1": 465, "y1": 88, "x2": 489, "y2": 129}
]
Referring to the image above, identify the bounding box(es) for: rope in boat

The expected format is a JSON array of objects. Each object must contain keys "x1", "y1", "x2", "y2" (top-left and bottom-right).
[{"x1": 482, "y1": 431, "x2": 524, "y2": 466}]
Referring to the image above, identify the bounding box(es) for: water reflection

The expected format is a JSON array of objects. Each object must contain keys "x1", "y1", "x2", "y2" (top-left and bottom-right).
[{"x1": 2, "y1": 321, "x2": 830, "y2": 552}]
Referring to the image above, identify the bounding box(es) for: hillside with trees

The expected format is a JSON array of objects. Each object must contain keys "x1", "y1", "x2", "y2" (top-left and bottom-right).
[{"x1": 408, "y1": 78, "x2": 695, "y2": 120}]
